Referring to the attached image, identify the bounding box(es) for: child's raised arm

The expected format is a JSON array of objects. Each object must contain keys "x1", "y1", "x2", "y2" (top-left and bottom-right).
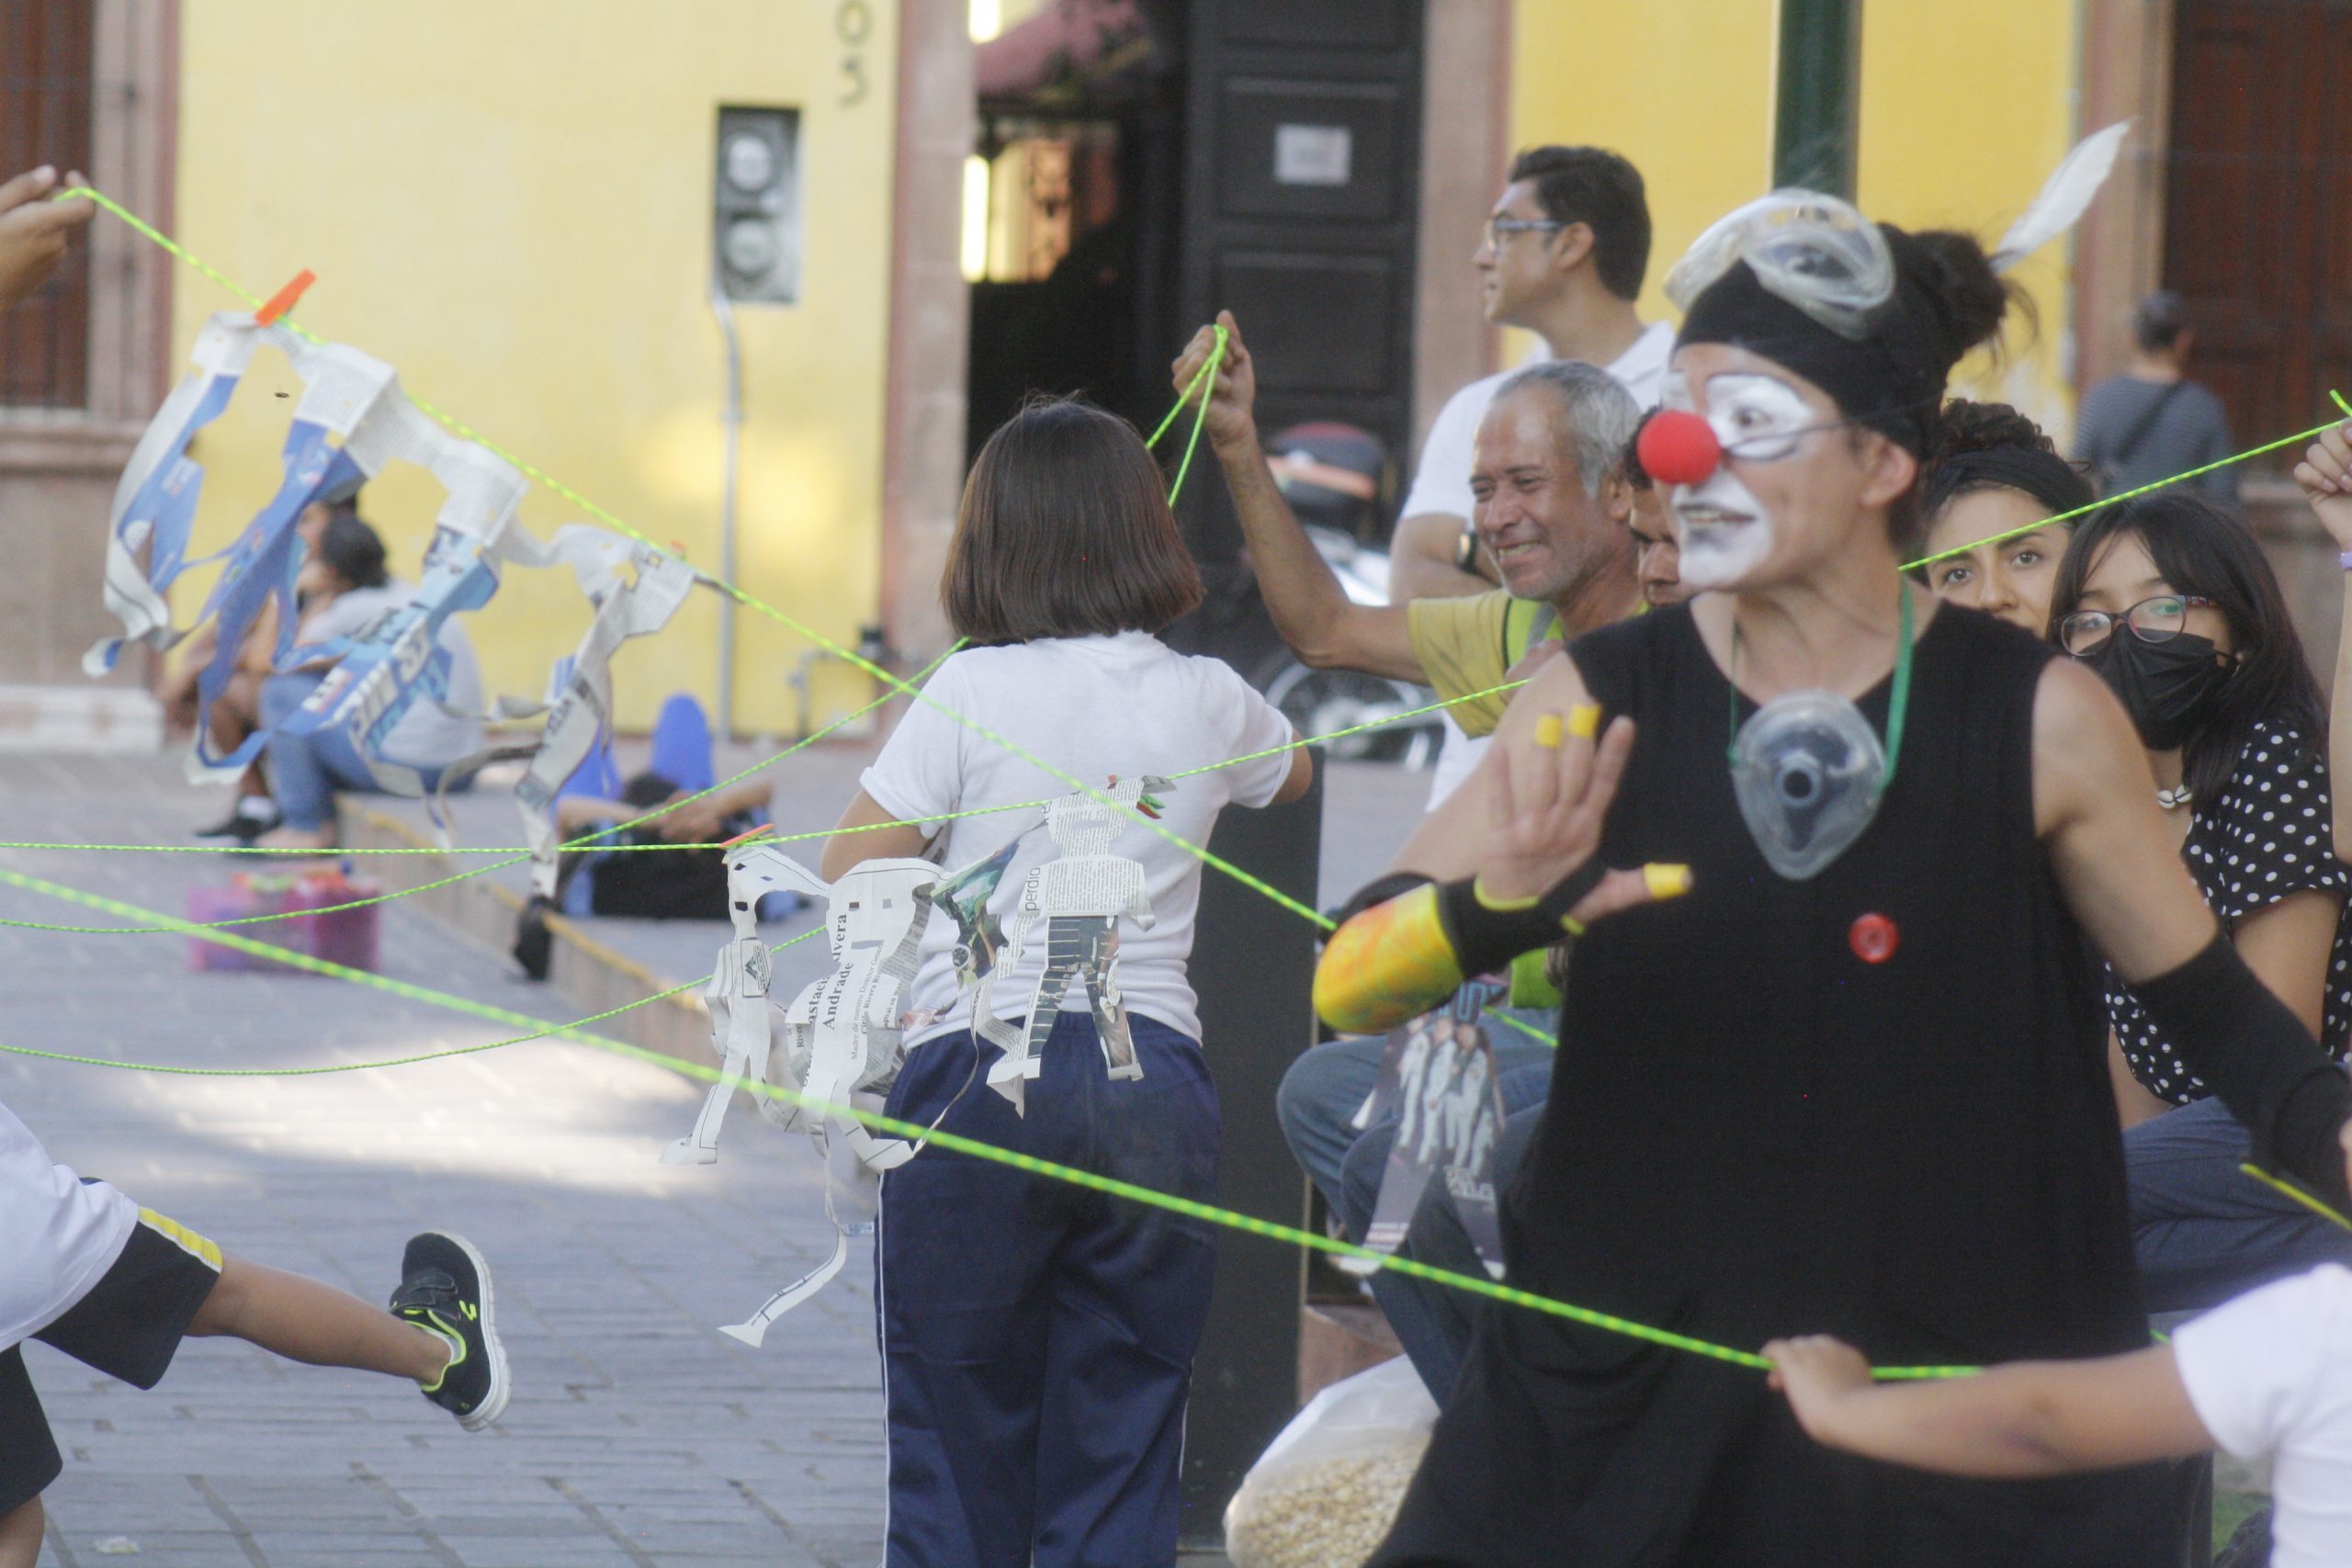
[{"x1": 1762, "y1": 1336, "x2": 2216, "y2": 1480}]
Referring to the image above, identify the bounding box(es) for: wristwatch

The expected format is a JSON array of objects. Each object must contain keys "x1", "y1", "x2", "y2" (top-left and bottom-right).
[{"x1": 1454, "y1": 522, "x2": 1479, "y2": 571}]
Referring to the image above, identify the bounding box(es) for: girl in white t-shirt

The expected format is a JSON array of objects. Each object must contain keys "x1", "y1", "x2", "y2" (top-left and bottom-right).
[
  {"x1": 823, "y1": 398, "x2": 1311, "y2": 1567},
  {"x1": 1764, "y1": 1112, "x2": 2352, "y2": 1568}
]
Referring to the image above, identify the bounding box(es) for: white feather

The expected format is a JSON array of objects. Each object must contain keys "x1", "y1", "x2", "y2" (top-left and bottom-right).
[{"x1": 1992, "y1": 119, "x2": 2134, "y2": 273}]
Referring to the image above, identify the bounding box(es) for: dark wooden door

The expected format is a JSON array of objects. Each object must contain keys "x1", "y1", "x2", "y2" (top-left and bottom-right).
[
  {"x1": 1170, "y1": 0, "x2": 1423, "y2": 562},
  {"x1": 0, "y1": 0, "x2": 94, "y2": 409},
  {"x1": 2164, "y1": 0, "x2": 2352, "y2": 447}
]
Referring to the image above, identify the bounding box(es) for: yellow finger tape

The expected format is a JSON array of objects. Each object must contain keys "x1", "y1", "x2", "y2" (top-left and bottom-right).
[
  {"x1": 1533, "y1": 714, "x2": 1565, "y2": 750},
  {"x1": 1643, "y1": 863, "x2": 1693, "y2": 899},
  {"x1": 1566, "y1": 703, "x2": 1601, "y2": 740}
]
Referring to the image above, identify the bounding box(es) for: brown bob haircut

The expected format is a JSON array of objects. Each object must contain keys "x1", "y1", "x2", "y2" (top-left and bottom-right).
[{"x1": 943, "y1": 395, "x2": 1204, "y2": 646}]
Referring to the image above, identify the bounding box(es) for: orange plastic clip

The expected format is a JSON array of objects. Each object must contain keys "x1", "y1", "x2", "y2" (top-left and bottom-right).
[
  {"x1": 254, "y1": 269, "x2": 316, "y2": 327},
  {"x1": 719, "y1": 822, "x2": 776, "y2": 849}
]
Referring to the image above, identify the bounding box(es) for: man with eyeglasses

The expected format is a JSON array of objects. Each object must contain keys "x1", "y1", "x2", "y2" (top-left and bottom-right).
[{"x1": 1398, "y1": 146, "x2": 1672, "y2": 810}]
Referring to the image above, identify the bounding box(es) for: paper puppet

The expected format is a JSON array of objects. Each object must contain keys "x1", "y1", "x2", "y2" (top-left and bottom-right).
[
  {"x1": 1338, "y1": 980, "x2": 1509, "y2": 1280},
  {"x1": 89, "y1": 314, "x2": 402, "y2": 782},
  {"x1": 982, "y1": 775, "x2": 1170, "y2": 1111},
  {"x1": 494, "y1": 537, "x2": 697, "y2": 894},
  {"x1": 661, "y1": 840, "x2": 942, "y2": 1346},
  {"x1": 90, "y1": 310, "x2": 688, "y2": 840}
]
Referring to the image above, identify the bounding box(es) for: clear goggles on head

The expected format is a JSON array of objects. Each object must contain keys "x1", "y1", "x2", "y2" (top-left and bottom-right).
[{"x1": 1663, "y1": 190, "x2": 1895, "y2": 341}]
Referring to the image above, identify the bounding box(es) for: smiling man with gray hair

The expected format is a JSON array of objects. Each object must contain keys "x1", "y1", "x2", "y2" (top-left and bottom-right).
[
  {"x1": 1170, "y1": 315, "x2": 1645, "y2": 739},
  {"x1": 1168, "y1": 314, "x2": 1648, "y2": 1397}
]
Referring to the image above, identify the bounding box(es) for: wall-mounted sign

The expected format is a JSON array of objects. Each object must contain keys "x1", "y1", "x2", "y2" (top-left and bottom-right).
[{"x1": 1273, "y1": 123, "x2": 1351, "y2": 187}]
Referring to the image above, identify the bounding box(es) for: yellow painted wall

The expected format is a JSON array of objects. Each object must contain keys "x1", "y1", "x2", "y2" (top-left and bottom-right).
[
  {"x1": 171, "y1": 0, "x2": 899, "y2": 735},
  {"x1": 1857, "y1": 2, "x2": 2082, "y2": 441},
  {"x1": 1506, "y1": 0, "x2": 1780, "y2": 360},
  {"x1": 1510, "y1": 0, "x2": 2084, "y2": 435}
]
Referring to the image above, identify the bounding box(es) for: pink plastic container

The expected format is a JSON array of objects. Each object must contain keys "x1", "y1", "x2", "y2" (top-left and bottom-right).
[{"x1": 187, "y1": 872, "x2": 382, "y2": 976}]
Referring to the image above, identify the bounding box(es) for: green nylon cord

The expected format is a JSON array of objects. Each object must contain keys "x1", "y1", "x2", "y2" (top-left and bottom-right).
[
  {"x1": 0, "y1": 973, "x2": 715, "y2": 1077},
  {"x1": 43, "y1": 186, "x2": 2334, "y2": 1382},
  {"x1": 0, "y1": 676, "x2": 1528, "y2": 863},
  {"x1": 0, "y1": 860, "x2": 1955, "y2": 1381},
  {"x1": 0, "y1": 647, "x2": 954, "y2": 938},
  {"x1": 55, "y1": 184, "x2": 1317, "y2": 927},
  {"x1": 43, "y1": 191, "x2": 1284, "y2": 961},
  {"x1": 1904, "y1": 400, "x2": 2351, "y2": 570},
  {"x1": 1157, "y1": 323, "x2": 1226, "y2": 505},
  {"x1": 2238, "y1": 1162, "x2": 2352, "y2": 1235},
  {"x1": 0, "y1": 673, "x2": 1530, "y2": 939}
]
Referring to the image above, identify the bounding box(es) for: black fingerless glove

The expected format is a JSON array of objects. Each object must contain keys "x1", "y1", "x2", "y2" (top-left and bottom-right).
[
  {"x1": 2133, "y1": 933, "x2": 2352, "y2": 1211},
  {"x1": 1430, "y1": 862, "x2": 1608, "y2": 982}
]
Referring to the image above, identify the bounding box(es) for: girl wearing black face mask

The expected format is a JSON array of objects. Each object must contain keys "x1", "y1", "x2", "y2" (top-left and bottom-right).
[{"x1": 2048, "y1": 493, "x2": 2352, "y2": 1314}]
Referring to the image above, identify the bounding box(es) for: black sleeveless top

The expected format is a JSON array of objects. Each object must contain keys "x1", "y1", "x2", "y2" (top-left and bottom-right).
[{"x1": 1375, "y1": 603, "x2": 2177, "y2": 1568}]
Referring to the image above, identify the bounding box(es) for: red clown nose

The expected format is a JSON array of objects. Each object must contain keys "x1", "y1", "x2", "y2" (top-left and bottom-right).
[{"x1": 1636, "y1": 410, "x2": 1722, "y2": 487}]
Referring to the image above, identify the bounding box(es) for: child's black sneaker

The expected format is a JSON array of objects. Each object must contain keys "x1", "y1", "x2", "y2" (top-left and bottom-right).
[{"x1": 390, "y1": 1231, "x2": 509, "y2": 1431}]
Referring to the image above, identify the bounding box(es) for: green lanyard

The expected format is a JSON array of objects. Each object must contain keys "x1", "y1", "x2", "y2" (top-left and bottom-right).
[{"x1": 1726, "y1": 582, "x2": 1914, "y2": 784}]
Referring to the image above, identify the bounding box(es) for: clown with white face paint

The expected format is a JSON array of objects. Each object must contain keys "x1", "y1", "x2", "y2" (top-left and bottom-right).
[
  {"x1": 1656, "y1": 366, "x2": 1824, "y2": 592},
  {"x1": 1313, "y1": 138, "x2": 2352, "y2": 1568}
]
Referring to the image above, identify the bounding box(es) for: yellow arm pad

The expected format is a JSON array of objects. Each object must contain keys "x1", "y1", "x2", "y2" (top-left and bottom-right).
[{"x1": 1314, "y1": 883, "x2": 1466, "y2": 1036}]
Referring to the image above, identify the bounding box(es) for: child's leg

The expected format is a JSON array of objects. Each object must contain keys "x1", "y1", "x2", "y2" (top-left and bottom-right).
[
  {"x1": 1032, "y1": 1015, "x2": 1219, "y2": 1568},
  {"x1": 880, "y1": 1031, "x2": 1067, "y2": 1565},
  {"x1": 0, "y1": 1346, "x2": 59, "y2": 1568},
  {"x1": 36, "y1": 1213, "x2": 506, "y2": 1433},
  {"x1": 189, "y1": 1255, "x2": 447, "y2": 1382},
  {"x1": 0, "y1": 1495, "x2": 41, "y2": 1568}
]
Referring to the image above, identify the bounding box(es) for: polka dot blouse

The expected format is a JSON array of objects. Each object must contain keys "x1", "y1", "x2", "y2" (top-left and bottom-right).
[{"x1": 2106, "y1": 721, "x2": 2352, "y2": 1104}]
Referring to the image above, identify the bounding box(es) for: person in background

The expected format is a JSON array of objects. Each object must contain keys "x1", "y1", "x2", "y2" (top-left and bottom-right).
[
  {"x1": 0, "y1": 167, "x2": 92, "y2": 316},
  {"x1": 254, "y1": 511, "x2": 484, "y2": 852},
  {"x1": 0, "y1": 166, "x2": 507, "y2": 1568},
  {"x1": 1764, "y1": 1114, "x2": 2352, "y2": 1568},
  {"x1": 822, "y1": 397, "x2": 1311, "y2": 1567},
  {"x1": 1320, "y1": 193, "x2": 2352, "y2": 1562},
  {"x1": 2290, "y1": 419, "x2": 2352, "y2": 867},
  {"x1": 549, "y1": 769, "x2": 776, "y2": 919},
  {"x1": 1620, "y1": 409, "x2": 1685, "y2": 609},
  {"x1": 2044, "y1": 494, "x2": 2352, "y2": 1314},
  {"x1": 2076, "y1": 290, "x2": 2237, "y2": 505},
  {"x1": 168, "y1": 491, "x2": 349, "y2": 844},
  {"x1": 1916, "y1": 400, "x2": 2096, "y2": 636},
  {"x1": 1328, "y1": 423, "x2": 1688, "y2": 1403},
  {"x1": 1389, "y1": 147, "x2": 1671, "y2": 810},
  {"x1": 1172, "y1": 341, "x2": 1643, "y2": 1344}
]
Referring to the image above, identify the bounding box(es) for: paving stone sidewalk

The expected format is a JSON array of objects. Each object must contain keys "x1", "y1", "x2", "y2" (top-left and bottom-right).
[
  {"x1": 0, "y1": 749, "x2": 1428, "y2": 1566},
  {"x1": 0, "y1": 754, "x2": 886, "y2": 1567}
]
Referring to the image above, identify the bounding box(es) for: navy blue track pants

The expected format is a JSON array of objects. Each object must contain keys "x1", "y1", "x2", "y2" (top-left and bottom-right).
[{"x1": 877, "y1": 1010, "x2": 1219, "y2": 1567}]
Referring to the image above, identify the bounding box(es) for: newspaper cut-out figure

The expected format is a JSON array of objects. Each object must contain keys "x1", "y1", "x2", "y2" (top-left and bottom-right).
[
  {"x1": 659, "y1": 845, "x2": 785, "y2": 1168},
  {"x1": 89, "y1": 309, "x2": 679, "y2": 839},
  {"x1": 983, "y1": 776, "x2": 1170, "y2": 1111},
  {"x1": 662, "y1": 838, "x2": 1039, "y2": 1345},
  {"x1": 1337, "y1": 980, "x2": 1510, "y2": 1280}
]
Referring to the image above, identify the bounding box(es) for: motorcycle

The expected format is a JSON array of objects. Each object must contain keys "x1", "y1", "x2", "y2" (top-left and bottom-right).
[{"x1": 1251, "y1": 522, "x2": 1442, "y2": 767}]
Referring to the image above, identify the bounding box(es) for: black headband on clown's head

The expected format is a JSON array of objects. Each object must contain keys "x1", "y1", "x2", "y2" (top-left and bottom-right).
[{"x1": 1676, "y1": 236, "x2": 2000, "y2": 458}]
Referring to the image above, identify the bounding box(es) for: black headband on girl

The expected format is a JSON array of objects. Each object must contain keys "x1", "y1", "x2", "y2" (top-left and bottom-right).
[{"x1": 1923, "y1": 445, "x2": 2095, "y2": 523}]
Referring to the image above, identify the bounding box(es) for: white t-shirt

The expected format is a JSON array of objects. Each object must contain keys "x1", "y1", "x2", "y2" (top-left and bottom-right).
[
  {"x1": 2, "y1": 1098, "x2": 136, "y2": 1353},
  {"x1": 861, "y1": 632, "x2": 1295, "y2": 1045},
  {"x1": 2173, "y1": 1262, "x2": 2352, "y2": 1568},
  {"x1": 300, "y1": 581, "x2": 486, "y2": 768},
  {"x1": 1408, "y1": 320, "x2": 1674, "y2": 811}
]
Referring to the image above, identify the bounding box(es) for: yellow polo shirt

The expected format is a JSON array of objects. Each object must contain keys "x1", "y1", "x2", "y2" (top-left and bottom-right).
[{"x1": 1404, "y1": 592, "x2": 1561, "y2": 738}]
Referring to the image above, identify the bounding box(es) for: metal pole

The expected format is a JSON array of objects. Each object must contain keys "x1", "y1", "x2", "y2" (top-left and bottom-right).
[
  {"x1": 1773, "y1": 0, "x2": 1860, "y2": 197},
  {"x1": 711, "y1": 279, "x2": 743, "y2": 743}
]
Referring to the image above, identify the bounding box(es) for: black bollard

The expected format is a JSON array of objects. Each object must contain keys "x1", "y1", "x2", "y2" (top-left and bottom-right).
[{"x1": 1180, "y1": 750, "x2": 1325, "y2": 1549}]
